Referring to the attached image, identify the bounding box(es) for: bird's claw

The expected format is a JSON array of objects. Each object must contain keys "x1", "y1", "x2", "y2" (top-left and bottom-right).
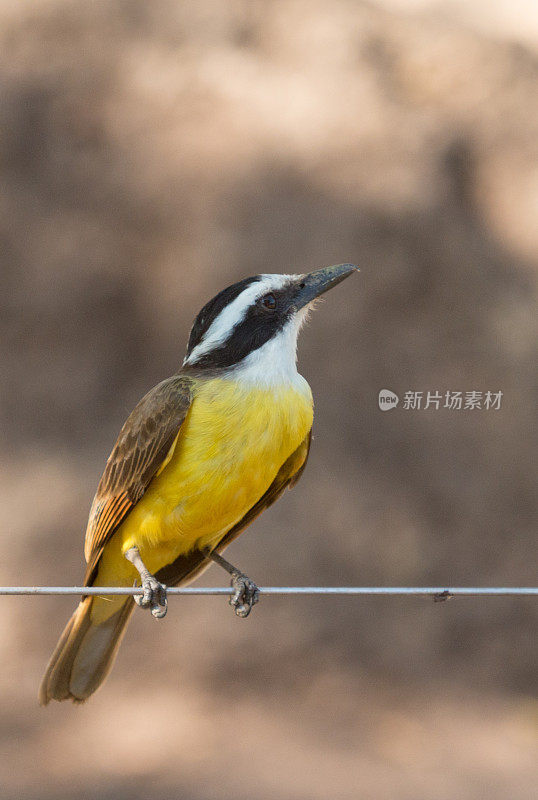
[
  {"x1": 133, "y1": 577, "x2": 168, "y2": 619},
  {"x1": 229, "y1": 570, "x2": 259, "y2": 618}
]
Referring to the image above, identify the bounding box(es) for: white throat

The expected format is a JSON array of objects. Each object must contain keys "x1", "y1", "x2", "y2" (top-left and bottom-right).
[{"x1": 232, "y1": 310, "x2": 310, "y2": 392}]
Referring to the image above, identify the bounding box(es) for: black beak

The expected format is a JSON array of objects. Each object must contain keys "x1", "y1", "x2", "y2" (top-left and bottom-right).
[{"x1": 293, "y1": 264, "x2": 359, "y2": 310}]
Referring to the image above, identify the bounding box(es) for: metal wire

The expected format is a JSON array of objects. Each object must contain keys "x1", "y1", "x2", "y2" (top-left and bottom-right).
[{"x1": 0, "y1": 586, "x2": 536, "y2": 596}]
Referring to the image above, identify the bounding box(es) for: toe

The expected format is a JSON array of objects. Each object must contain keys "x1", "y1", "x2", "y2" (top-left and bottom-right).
[
  {"x1": 134, "y1": 577, "x2": 167, "y2": 611},
  {"x1": 151, "y1": 601, "x2": 167, "y2": 619},
  {"x1": 152, "y1": 585, "x2": 168, "y2": 619},
  {"x1": 229, "y1": 580, "x2": 243, "y2": 609},
  {"x1": 234, "y1": 603, "x2": 251, "y2": 618},
  {"x1": 228, "y1": 573, "x2": 259, "y2": 617},
  {"x1": 135, "y1": 588, "x2": 151, "y2": 608},
  {"x1": 139, "y1": 588, "x2": 153, "y2": 608},
  {"x1": 133, "y1": 580, "x2": 144, "y2": 607}
]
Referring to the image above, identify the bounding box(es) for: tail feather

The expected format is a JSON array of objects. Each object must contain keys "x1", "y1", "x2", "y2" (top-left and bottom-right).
[{"x1": 39, "y1": 596, "x2": 134, "y2": 705}]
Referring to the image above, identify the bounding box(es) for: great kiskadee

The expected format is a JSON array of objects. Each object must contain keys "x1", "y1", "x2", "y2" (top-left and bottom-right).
[{"x1": 39, "y1": 264, "x2": 358, "y2": 704}]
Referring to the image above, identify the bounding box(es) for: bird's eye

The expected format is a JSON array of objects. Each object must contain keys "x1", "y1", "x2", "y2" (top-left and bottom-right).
[{"x1": 261, "y1": 293, "x2": 277, "y2": 310}]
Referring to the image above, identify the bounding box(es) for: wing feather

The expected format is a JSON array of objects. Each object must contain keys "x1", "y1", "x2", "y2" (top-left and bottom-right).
[{"x1": 84, "y1": 375, "x2": 193, "y2": 583}]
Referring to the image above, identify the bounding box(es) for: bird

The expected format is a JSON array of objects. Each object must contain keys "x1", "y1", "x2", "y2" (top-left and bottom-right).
[{"x1": 39, "y1": 263, "x2": 358, "y2": 704}]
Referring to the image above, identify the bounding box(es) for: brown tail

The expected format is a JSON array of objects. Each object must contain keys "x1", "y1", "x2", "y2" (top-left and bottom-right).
[{"x1": 38, "y1": 596, "x2": 134, "y2": 705}]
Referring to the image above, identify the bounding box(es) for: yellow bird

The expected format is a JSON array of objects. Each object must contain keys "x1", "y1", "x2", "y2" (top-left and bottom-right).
[{"x1": 39, "y1": 264, "x2": 358, "y2": 704}]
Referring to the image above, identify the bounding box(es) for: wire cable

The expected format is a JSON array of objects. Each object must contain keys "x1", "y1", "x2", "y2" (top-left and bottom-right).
[{"x1": 0, "y1": 586, "x2": 536, "y2": 597}]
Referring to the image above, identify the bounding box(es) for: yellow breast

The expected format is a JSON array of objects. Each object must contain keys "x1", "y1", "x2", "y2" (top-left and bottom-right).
[{"x1": 96, "y1": 376, "x2": 313, "y2": 584}]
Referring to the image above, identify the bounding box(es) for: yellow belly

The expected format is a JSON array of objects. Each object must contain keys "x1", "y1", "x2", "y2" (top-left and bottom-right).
[{"x1": 94, "y1": 377, "x2": 313, "y2": 594}]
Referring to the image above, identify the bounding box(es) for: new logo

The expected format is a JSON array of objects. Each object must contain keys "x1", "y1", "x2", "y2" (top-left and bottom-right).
[{"x1": 378, "y1": 389, "x2": 399, "y2": 411}]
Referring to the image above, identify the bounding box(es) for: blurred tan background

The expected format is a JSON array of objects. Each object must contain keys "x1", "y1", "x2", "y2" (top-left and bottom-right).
[{"x1": 0, "y1": 1, "x2": 537, "y2": 798}]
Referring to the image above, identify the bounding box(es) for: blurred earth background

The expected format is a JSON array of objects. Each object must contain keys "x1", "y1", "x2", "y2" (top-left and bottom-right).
[{"x1": 0, "y1": 1, "x2": 537, "y2": 798}]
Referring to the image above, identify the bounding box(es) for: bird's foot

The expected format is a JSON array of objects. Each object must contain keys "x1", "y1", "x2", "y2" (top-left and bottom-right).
[
  {"x1": 134, "y1": 576, "x2": 168, "y2": 619},
  {"x1": 229, "y1": 571, "x2": 259, "y2": 618}
]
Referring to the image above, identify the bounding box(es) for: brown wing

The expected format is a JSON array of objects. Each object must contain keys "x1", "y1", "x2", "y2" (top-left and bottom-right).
[
  {"x1": 84, "y1": 375, "x2": 193, "y2": 584},
  {"x1": 156, "y1": 429, "x2": 312, "y2": 586}
]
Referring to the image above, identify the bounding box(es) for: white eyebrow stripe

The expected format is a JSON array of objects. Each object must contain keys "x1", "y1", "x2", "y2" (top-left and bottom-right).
[{"x1": 184, "y1": 274, "x2": 295, "y2": 365}]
